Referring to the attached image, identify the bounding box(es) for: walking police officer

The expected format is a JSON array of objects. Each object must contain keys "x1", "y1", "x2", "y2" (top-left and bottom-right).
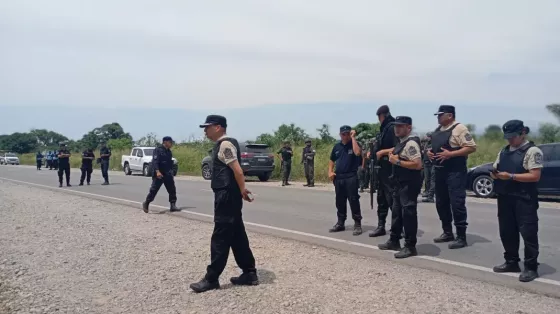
[
  {"x1": 302, "y1": 138, "x2": 315, "y2": 187},
  {"x1": 428, "y1": 105, "x2": 476, "y2": 249},
  {"x1": 277, "y1": 141, "x2": 293, "y2": 186},
  {"x1": 57, "y1": 143, "x2": 71, "y2": 187},
  {"x1": 142, "y1": 136, "x2": 180, "y2": 213},
  {"x1": 79, "y1": 148, "x2": 95, "y2": 186},
  {"x1": 421, "y1": 132, "x2": 436, "y2": 202},
  {"x1": 99, "y1": 141, "x2": 111, "y2": 185},
  {"x1": 378, "y1": 116, "x2": 423, "y2": 258},
  {"x1": 328, "y1": 125, "x2": 363, "y2": 236},
  {"x1": 491, "y1": 120, "x2": 542, "y2": 282},
  {"x1": 370, "y1": 105, "x2": 398, "y2": 237},
  {"x1": 190, "y1": 115, "x2": 258, "y2": 293}
]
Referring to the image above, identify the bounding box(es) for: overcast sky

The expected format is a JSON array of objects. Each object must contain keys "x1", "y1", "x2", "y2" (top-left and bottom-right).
[{"x1": 1, "y1": 0, "x2": 559, "y2": 139}]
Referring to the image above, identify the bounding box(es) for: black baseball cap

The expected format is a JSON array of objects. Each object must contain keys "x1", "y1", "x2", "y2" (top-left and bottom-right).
[
  {"x1": 502, "y1": 120, "x2": 526, "y2": 139},
  {"x1": 340, "y1": 125, "x2": 351, "y2": 133},
  {"x1": 434, "y1": 105, "x2": 455, "y2": 115},
  {"x1": 199, "y1": 115, "x2": 227, "y2": 128},
  {"x1": 162, "y1": 136, "x2": 173, "y2": 142},
  {"x1": 305, "y1": 138, "x2": 311, "y2": 143},
  {"x1": 376, "y1": 105, "x2": 390, "y2": 116},
  {"x1": 394, "y1": 116, "x2": 412, "y2": 125}
]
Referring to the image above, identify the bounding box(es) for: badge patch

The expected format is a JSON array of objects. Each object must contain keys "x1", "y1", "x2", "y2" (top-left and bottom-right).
[
  {"x1": 534, "y1": 152, "x2": 543, "y2": 164},
  {"x1": 224, "y1": 148, "x2": 234, "y2": 159},
  {"x1": 464, "y1": 133, "x2": 473, "y2": 141},
  {"x1": 408, "y1": 145, "x2": 418, "y2": 156},
  {"x1": 348, "y1": 149, "x2": 353, "y2": 154}
]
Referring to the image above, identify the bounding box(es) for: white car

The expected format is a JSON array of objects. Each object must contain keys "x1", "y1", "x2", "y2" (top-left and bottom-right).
[
  {"x1": 0, "y1": 153, "x2": 20, "y2": 165},
  {"x1": 121, "y1": 147, "x2": 178, "y2": 177}
]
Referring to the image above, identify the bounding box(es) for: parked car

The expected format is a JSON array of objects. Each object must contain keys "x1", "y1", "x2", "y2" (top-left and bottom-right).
[
  {"x1": 467, "y1": 142, "x2": 560, "y2": 198},
  {"x1": 121, "y1": 147, "x2": 178, "y2": 177},
  {"x1": 201, "y1": 143, "x2": 275, "y2": 181},
  {"x1": 0, "y1": 153, "x2": 20, "y2": 165}
]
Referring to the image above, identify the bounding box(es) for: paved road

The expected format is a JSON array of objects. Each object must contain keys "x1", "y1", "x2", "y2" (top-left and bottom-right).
[{"x1": 1, "y1": 165, "x2": 559, "y2": 294}]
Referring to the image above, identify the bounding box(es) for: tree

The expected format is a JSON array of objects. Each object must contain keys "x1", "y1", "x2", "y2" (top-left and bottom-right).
[
  {"x1": 539, "y1": 123, "x2": 560, "y2": 144},
  {"x1": 273, "y1": 123, "x2": 308, "y2": 144},
  {"x1": 316, "y1": 124, "x2": 336, "y2": 144},
  {"x1": 107, "y1": 138, "x2": 134, "y2": 150},
  {"x1": 546, "y1": 104, "x2": 560, "y2": 122},
  {"x1": 353, "y1": 122, "x2": 379, "y2": 145},
  {"x1": 483, "y1": 124, "x2": 503, "y2": 140},
  {"x1": 30, "y1": 129, "x2": 68, "y2": 148},
  {"x1": 78, "y1": 123, "x2": 133, "y2": 150},
  {"x1": 135, "y1": 132, "x2": 160, "y2": 147},
  {"x1": 255, "y1": 133, "x2": 276, "y2": 146},
  {"x1": 0, "y1": 132, "x2": 38, "y2": 154}
]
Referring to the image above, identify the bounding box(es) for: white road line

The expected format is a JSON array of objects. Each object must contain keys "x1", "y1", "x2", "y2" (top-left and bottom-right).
[{"x1": 1, "y1": 176, "x2": 559, "y2": 287}]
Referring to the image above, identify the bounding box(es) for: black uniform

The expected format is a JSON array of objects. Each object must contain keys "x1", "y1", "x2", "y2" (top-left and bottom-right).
[
  {"x1": 422, "y1": 138, "x2": 436, "y2": 201},
  {"x1": 329, "y1": 129, "x2": 363, "y2": 234},
  {"x1": 57, "y1": 148, "x2": 71, "y2": 187},
  {"x1": 278, "y1": 146, "x2": 293, "y2": 185},
  {"x1": 80, "y1": 150, "x2": 95, "y2": 185},
  {"x1": 302, "y1": 143, "x2": 315, "y2": 187},
  {"x1": 144, "y1": 145, "x2": 177, "y2": 205},
  {"x1": 36, "y1": 152, "x2": 43, "y2": 170},
  {"x1": 99, "y1": 146, "x2": 111, "y2": 184}
]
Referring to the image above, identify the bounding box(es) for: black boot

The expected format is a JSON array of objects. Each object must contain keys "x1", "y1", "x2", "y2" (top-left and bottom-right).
[
  {"x1": 142, "y1": 201, "x2": 150, "y2": 213},
  {"x1": 79, "y1": 182, "x2": 84, "y2": 186},
  {"x1": 189, "y1": 278, "x2": 220, "y2": 293},
  {"x1": 102, "y1": 181, "x2": 109, "y2": 185},
  {"x1": 353, "y1": 222, "x2": 363, "y2": 236},
  {"x1": 449, "y1": 236, "x2": 467, "y2": 249},
  {"x1": 170, "y1": 202, "x2": 180, "y2": 212},
  {"x1": 329, "y1": 223, "x2": 345, "y2": 233},
  {"x1": 230, "y1": 272, "x2": 259, "y2": 286},
  {"x1": 378, "y1": 238, "x2": 401, "y2": 251},
  {"x1": 433, "y1": 232, "x2": 454, "y2": 243},
  {"x1": 519, "y1": 268, "x2": 539, "y2": 283},
  {"x1": 493, "y1": 262, "x2": 521, "y2": 273},
  {"x1": 369, "y1": 224, "x2": 386, "y2": 237},
  {"x1": 395, "y1": 247, "x2": 418, "y2": 259}
]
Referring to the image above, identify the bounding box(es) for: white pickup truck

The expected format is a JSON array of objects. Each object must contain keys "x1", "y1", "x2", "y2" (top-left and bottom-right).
[
  {"x1": 121, "y1": 147, "x2": 178, "y2": 177},
  {"x1": 0, "y1": 153, "x2": 20, "y2": 165}
]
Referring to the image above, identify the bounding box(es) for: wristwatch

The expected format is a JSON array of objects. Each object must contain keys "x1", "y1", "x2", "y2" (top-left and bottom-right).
[{"x1": 510, "y1": 173, "x2": 515, "y2": 180}]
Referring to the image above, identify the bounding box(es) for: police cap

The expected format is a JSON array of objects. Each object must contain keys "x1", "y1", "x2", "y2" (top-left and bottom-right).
[
  {"x1": 162, "y1": 136, "x2": 173, "y2": 142},
  {"x1": 394, "y1": 116, "x2": 412, "y2": 125},
  {"x1": 340, "y1": 125, "x2": 352, "y2": 133},
  {"x1": 376, "y1": 105, "x2": 390, "y2": 116},
  {"x1": 304, "y1": 138, "x2": 311, "y2": 143},
  {"x1": 502, "y1": 120, "x2": 528, "y2": 139},
  {"x1": 199, "y1": 115, "x2": 227, "y2": 128},
  {"x1": 434, "y1": 105, "x2": 455, "y2": 116}
]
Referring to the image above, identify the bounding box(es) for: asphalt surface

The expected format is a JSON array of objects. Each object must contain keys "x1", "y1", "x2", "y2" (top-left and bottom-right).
[{"x1": 1, "y1": 165, "x2": 560, "y2": 296}]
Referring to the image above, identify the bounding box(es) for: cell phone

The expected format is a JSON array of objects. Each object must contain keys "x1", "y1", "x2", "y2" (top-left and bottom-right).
[{"x1": 247, "y1": 192, "x2": 254, "y2": 201}]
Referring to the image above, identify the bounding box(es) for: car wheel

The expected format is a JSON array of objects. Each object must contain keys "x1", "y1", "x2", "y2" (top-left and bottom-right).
[
  {"x1": 201, "y1": 164, "x2": 211, "y2": 180},
  {"x1": 123, "y1": 163, "x2": 132, "y2": 175},
  {"x1": 473, "y1": 175, "x2": 495, "y2": 198},
  {"x1": 143, "y1": 164, "x2": 150, "y2": 177},
  {"x1": 258, "y1": 172, "x2": 272, "y2": 182}
]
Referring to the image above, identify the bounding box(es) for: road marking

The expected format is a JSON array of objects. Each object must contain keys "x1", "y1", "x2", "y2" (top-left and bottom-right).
[{"x1": 1, "y1": 176, "x2": 559, "y2": 287}]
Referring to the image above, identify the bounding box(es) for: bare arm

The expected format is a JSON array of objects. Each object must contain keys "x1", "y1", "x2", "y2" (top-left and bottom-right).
[
  {"x1": 328, "y1": 160, "x2": 335, "y2": 174},
  {"x1": 351, "y1": 137, "x2": 361, "y2": 156},
  {"x1": 228, "y1": 159, "x2": 247, "y2": 192},
  {"x1": 399, "y1": 158, "x2": 423, "y2": 170}
]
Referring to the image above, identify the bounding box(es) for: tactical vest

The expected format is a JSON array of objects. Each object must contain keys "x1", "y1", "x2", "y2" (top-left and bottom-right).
[
  {"x1": 392, "y1": 136, "x2": 422, "y2": 183},
  {"x1": 430, "y1": 123, "x2": 466, "y2": 171},
  {"x1": 211, "y1": 137, "x2": 242, "y2": 192},
  {"x1": 494, "y1": 142, "x2": 538, "y2": 201},
  {"x1": 377, "y1": 120, "x2": 396, "y2": 167}
]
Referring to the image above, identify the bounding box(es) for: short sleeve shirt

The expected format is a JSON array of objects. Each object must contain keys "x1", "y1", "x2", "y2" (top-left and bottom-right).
[
  {"x1": 492, "y1": 141, "x2": 544, "y2": 171},
  {"x1": 439, "y1": 122, "x2": 477, "y2": 148},
  {"x1": 330, "y1": 141, "x2": 361, "y2": 174},
  {"x1": 218, "y1": 139, "x2": 238, "y2": 165},
  {"x1": 398, "y1": 137, "x2": 422, "y2": 161}
]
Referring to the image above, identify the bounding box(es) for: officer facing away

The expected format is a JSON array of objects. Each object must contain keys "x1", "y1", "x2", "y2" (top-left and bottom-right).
[
  {"x1": 328, "y1": 125, "x2": 363, "y2": 236},
  {"x1": 370, "y1": 105, "x2": 398, "y2": 237},
  {"x1": 46, "y1": 151, "x2": 53, "y2": 170},
  {"x1": 491, "y1": 120, "x2": 543, "y2": 282},
  {"x1": 277, "y1": 141, "x2": 293, "y2": 186},
  {"x1": 142, "y1": 137, "x2": 180, "y2": 213},
  {"x1": 301, "y1": 138, "x2": 315, "y2": 187},
  {"x1": 427, "y1": 105, "x2": 476, "y2": 249},
  {"x1": 421, "y1": 132, "x2": 436, "y2": 202},
  {"x1": 57, "y1": 143, "x2": 72, "y2": 187},
  {"x1": 358, "y1": 143, "x2": 370, "y2": 193},
  {"x1": 52, "y1": 150, "x2": 59, "y2": 170},
  {"x1": 377, "y1": 116, "x2": 423, "y2": 258},
  {"x1": 36, "y1": 151, "x2": 44, "y2": 170},
  {"x1": 99, "y1": 141, "x2": 112, "y2": 185},
  {"x1": 79, "y1": 148, "x2": 95, "y2": 186},
  {"x1": 190, "y1": 114, "x2": 258, "y2": 293}
]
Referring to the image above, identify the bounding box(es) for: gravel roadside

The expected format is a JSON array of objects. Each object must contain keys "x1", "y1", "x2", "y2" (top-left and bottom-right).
[{"x1": 1, "y1": 180, "x2": 559, "y2": 314}]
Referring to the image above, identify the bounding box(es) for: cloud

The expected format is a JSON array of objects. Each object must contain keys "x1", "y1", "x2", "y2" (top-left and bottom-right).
[{"x1": 0, "y1": 0, "x2": 559, "y2": 109}]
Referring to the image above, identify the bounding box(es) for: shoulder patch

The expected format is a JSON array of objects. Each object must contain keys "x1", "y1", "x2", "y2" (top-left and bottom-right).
[
  {"x1": 534, "y1": 152, "x2": 543, "y2": 164},
  {"x1": 408, "y1": 145, "x2": 418, "y2": 156},
  {"x1": 224, "y1": 147, "x2": 234, "y2": 159},
  {"x1": 464, "y1": 133, "x2": 473, "y2": 141}
]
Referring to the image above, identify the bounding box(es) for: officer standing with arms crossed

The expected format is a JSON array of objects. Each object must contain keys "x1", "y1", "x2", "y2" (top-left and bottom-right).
[
  {"x1": 491, "y1": 120, "x2": 542, "y2": 282},
  {"x1": 428, "y1": 105, "x2": 476, "y2": 249},
  {"x1": 142, "y1": 136, "x2": 180, "y2": 213},
  {"x1": 57, "y1": 143, "x2": 71, "y2": 187},
  {"x1": 277, "y1": 141, "x2": 293, "y2": 186},
  {"x1": 377, "y1": 116, "x2": 423, "y2": 258},
  {"x1": 302, "y1": 138, "x2": 315, "y2": 187},
  {"x1": 46, "y1": 151, "x2": 53, "y2": 170},
  {"x1": 190, "y1": 115, "x2": 258, "y2": 293},
  {"x1": 328, "y1": 125, "x2": 363, "y2": 236},
  {"x1": 369, "y1": 105, "x2": 398, "y2": 237},
  {"x1": 421, "y1": 132, "x2": 436, "y2": 202},
  {"x1": 99, "y1": 141, "x2": 111, "y2": 185},
  {"x1": 79, "y1": 148, "x2": 95, "y2": 186}
]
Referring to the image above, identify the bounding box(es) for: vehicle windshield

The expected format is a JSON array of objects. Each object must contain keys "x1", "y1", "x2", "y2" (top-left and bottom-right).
[
  {"x1": 6, "y1": 153, "x2": 16, "y2": 157},
  {"x1": 245, "y1": 144, "x2": 271, "y2": 153},
  {"x1": 143, "y1": 149, "x2": 154, "y2": 156}
]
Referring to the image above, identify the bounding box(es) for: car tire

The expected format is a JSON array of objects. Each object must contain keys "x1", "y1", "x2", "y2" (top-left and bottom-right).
[
  {"x1": 258, "y1": 172, "x2": 272, "y2": 182},
  {"x1": 143, "y1": 164, "x2": 150, "y2": 177},
  {"x1": 201, "y1": 164, "x2": 211, "y2": 180},
  {"x1": 472, "y1": 175, "x2": 495, "y2": 198},
  {"x1": 123, "y1": 163, "x2": 132, "y2": 175}
]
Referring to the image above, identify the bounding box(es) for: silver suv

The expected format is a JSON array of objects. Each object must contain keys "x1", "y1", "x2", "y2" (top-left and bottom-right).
[{"x1": 0, "y1": 153, "x2": 20, "y2": 165}]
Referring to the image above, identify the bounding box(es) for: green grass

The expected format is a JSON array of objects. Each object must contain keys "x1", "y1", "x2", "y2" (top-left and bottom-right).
[{"x1": 18, "y1": 137, "x2": 510, "y2": 182}]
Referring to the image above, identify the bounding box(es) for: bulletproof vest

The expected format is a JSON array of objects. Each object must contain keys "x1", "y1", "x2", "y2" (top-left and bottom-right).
[
  {"x1": 430, "y1": 123, "x2": 466, "y2": 171},
  {"x1": 303, "y1": 146, "x2": 314, "y2": 163},
  {"x1": 211, "y1": 137, "x2": 242, "y2": 191},
  {"x1": 377, "y1": 119, "x2": 397, "y2": 167},
  {"x1": 392, "y1": 136, "x2": 423, "y2": 182},
  {"x1": 494, "y1": 142, "x2": 538, "y2": 201}
]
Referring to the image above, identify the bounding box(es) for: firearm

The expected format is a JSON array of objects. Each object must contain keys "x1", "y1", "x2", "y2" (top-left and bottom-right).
[{"x1": 369, "y1": 138, "x2": 380, "y2": 209}]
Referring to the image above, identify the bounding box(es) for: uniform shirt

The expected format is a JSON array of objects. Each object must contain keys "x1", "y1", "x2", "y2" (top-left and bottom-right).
[
  {"x1": 152, "y1": 145, "x2": 174, "y2": 173},
  {"x1": 57, "y1": 149, "x2": 70, "y2": 166},
  {"x1": 397, "y1": 136, "x2": 422, "y2": 161},
  {"x1": 492, "y1": 141, "x2": 544, "y2": 171},
  {"x1": 302, "y1": 146, "x2": 316, "y2": 163},
  {"x1": 216, "y1": 135, "x2": 238, "y2": 165},
  {"x1": 330, "y1": 141, "x2": 362, "y2": 174},
  {"x1": 100, "y1": 147, "x2": 112, "y2": 161},
  {"x1": 277, "y1": 147, "x2": 293, "y2": 162},
  {"x1": 439, "y1": 122, "x2": 477, "y2": 148},
  {"x1": 81, "y1": 150, "x2": 95, "y2": 167}
]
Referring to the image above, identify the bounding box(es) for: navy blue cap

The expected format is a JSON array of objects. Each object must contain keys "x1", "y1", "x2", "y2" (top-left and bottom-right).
[
  {"x1": 434, "y1": 105, "x2": 455, "y2": 115},
  {"x1": 199, "y1": 115, "x2": 227, "y2": 128},
  {"x1": 340, "y1": 125, "x2": 352, "y2": 133},
  {"x1": 502, "y1": 120, "x2": 526, "y2": 139},
  {"x1": 376, "y1": 105, "x2": 390, "y2": 116},
  {"x1": 162, "y1": 136, "x2": 173, "y2": 142},
  {"x1": 394, "y1": 116, "x2": 412, "y2": 125}
]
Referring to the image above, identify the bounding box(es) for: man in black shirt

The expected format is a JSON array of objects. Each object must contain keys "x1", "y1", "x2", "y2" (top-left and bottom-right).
[
  {"x1": 57, "y1": 143, "x2": 72, "y2": 187},
  {"x1": 277, "y1": 141, "x2": 293, "y2": 186},
  {"x1": 142, "y1": 136, "x2": 179, "y2": 213},
  {"x1": 79, "y1": 148, "x2": 95, "y2": 186},
  {"x1": 99, "y1": 141, "x2": 112, "y2": 185},
  {"x1": 328, "y1": 125, "x2": 363, "y2": 236}
]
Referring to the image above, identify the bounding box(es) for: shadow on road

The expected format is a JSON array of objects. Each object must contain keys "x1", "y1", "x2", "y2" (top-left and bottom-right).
[
  {"x1": 539, "y1": 263, "x2": 557, "y2": 276},
  {"x1": 467, "y1": 233, "x2": 492, "y2": 246},
  {"x1": 417, "y1": 244, "x2": 442, "y2": 257}
]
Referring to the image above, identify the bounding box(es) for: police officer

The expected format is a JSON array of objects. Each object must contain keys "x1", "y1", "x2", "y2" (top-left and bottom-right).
[
  {"x1": 378, "y1": 116, "x2": 423, "y2": 258},
  {"x1": 190, "y1": 115, "x2": 258, "y2": 293},
  {"x1": 277, "y1": 141, "x2": 293, "y2": 186},
  {"x1": 358, "y1": 143, "x2": 370, "y2": 193},
  {"x1": 421, "y1": 132, "x2": 436, "y2": 202},
  {"x1": 52, "y1": 150, "x2": 59, "y2": 170},
  {"x1": 491, "y1": 120, "x2": 542, "y2": 282},
  {"x1": 79, "y1": 148, "x2": 95, "y2": 186},
  {"x1": 428, "y1": 105, "x2": 476, "y2": 249},
  {"x1": 36, "y1": 151, "x2": 44, "y2": 170},
  {"x1": 328, "y1": 125, "x2": 363, "y2": 236},
  {"x1": 301, "y1": 138, "x2": 315, "y2": 187},
  {"x1": 46, "y1": 151, "x2": 53, "y2": 170},
  {"x1": 142, "y1": 137, "x2": 179, "y2": 213},
  {"x1": 370, "y1": 105, "x2": 398, "y2": 237},
  {"x1": 57, "y1": 143, "x2": 71, "y2": 187},
  {"x1": 99, "y1": 141, "x2": 111, "y2": 185}
]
